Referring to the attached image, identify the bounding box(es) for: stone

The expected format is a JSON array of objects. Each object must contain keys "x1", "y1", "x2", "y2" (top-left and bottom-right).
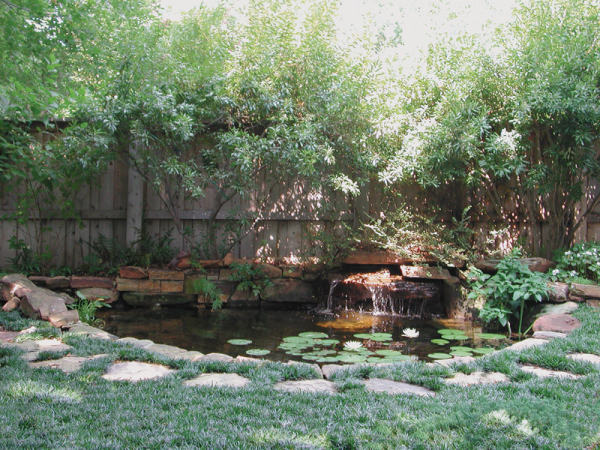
[
  {"x1": 2, "y1": 296, "x2": 20, "y2": 312},
  {"x1": 122, "y1": 292, "x2": 195, "y2": 307},
  {"x1": 261, "y1": 279, "x2": 317, "y2": 304},
  {"x1": 282, "y1": 266, "x2": 303, "y2": 279},
  {"x1": 256, "y1": 263, "x2": 283, "y2": 279},
  {"x1": 48, "y1": 310, "x2": 80, "y2": 327},
  {"x1": 28, "y1": 354, "x2": 107, "y2": 373},
  {"x1": 521, "y1": 365, "x2": 581, "y2": 380},
  {"x1": 524, "y1": 301, "x2": 579, "y2": 329},
  {"x1": 567, "y1": 353, "x2": 600, "y2": 365},
  {"x1": 119, "y1": 266, "x2": 148, "y2": 279},
  {"x1": 66, "y1": 322, "x2": 118, "y2": 340},
  {"x1": 475, "y1": 258, "x2": 554, "y2": 274},
  {"x1": 434, "y1": 356, "x2": 476, "y2": 367},
  {"x1": 587, "y1": 299, "x2": 600, "y2": 308},
  {"x1": 102, "y1": 361, "x2": 175, "y2": 381},
  {"x1": 219, "y1": 269, "x2": 232, "y2": 281},
  {"x1": 28, "y1": 276, "x2": 49, "y2": 286},
  {"x1": 117, "y1": 337, "x2": 155, "y2": 349},
  {"x1": 184, "y1": 373, "x2": 250, "y2": 388},
  {"x1": 200, "y1": 353, "x2": 235, "y2": 363},
  {"x1": 76, "y1": 288, "x2": 115, "y2": 303},
  {"x1": 444, "y1": 371, "x2": 509, "y2": 386},
  {"x1": 505, "y1": 338, "x2": 547, "y2": 351},
  {"x1": 148, "y1": 269, "x2": 185, "y2": 281},
  {"x1": 167, "y1": 251, "x2": 192, "y2": 270},
  {"x1": 212, "y1": 281, "x2": 237, "y2": 295},
  {"x1": 20, "y1": 290, "x2": 68, "y2": 320},
  {"x1": 400, "y1": 265, "x2": 452, "y2": 280},
  {"x1": 228, "y1": 289, "x2": 260, "y2": 307},
  {"x1": 532, "y1": 314, "x2": 581, "y2": 334},
  {"x1": 532, "y1": 331, "x2": 567, "y2": 340},
  {"x1": 160, "y1": 281, "x2": 184, "y2": 293},
  {"x1": 137, "y1": 279, "x2": 161, "y2": 292},
  {"x1": 363, "y1": 378, "x2": 435, "y2": 396},
  {"x1": 146, "y1": 343, "x2": 189, "y2": 359},
  {"x1": 274, "y1": 379, "x2": 337, "y2": 394},
  {"x1": 116, "y1": 278, "x2": 140, "y2": 292},
  {"x1": 0, "y1": 284, "x2": 12, "y2": 302},
  {"x1": 0, "y1": 331, "x2": 19, "y2": 342},
  {"x1": 302, "y1": 273, "x2": 320, "y2": 282},
  {"x1": 547, "y1": 282, "x2": 569, "y2": 303},
  {"x1": 46, "y1": 276, "x2": 71, "y2": 290},
  {"x1": 222, "y1": 253, "x2": 235, "y2": 267},
  {"x1": 342, "y1": 250, "x2": 423, "y2": 265},
  {"x1": 443, "y1": 277, "x2": 473, "y2": 319},
  {"x1": 235, "y1": 356, "x2": 263, "y2": 364},
  {"x1": 570, "y1": 283, "x2": 600, "y2": 300},
  {"x1": 70, "y1": 276, "x2": 114, "y2": 289}
]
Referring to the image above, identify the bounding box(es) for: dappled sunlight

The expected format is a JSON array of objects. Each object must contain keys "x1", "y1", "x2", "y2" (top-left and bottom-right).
[
  {"x1": 249, "y1": 428, "x2": 329, "y2": 449},
  {"x1": 7, "y1": 380, "x2": 82, "y2": 403}
]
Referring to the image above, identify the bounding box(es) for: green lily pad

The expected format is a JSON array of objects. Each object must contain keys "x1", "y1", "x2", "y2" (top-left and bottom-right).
[
  {"x1": 319, "y1": 339, "x2": 340, "y2": 346},
  {"x1": 371, "y1": 332, "x2": 393, "y2": 338},
  {"x1": 336, "y1": 354, "x2": 368, "y2": 363},
  {"x1": 282, "y1": 336, "x2": 314, "y2": 344},
  {"x1": 472, "y1": 347, "x2": 496, "y2": 355},
  {"x1": 368, "y1": 335, "x2": 393, "y2": 342},
  {"x1": 227, "y1": 339, "x2": 252, "y2": 345},
  {"x1": 302, "y1": 355, "x2": 321, "y2": 361},
  {"x1": 318, "y1": 356, "x2": 339, "y2": 363},
  {"x1": 431, "y1": 339, "x2": 450, "y2": 345},
  {"x1": 449, "y1": 335, "x2": 469, "y2": 341},
  {"x1": 354, "y1": 333, "x2": 375, "y2": 339},
  {"x1": 298, "y1": 332, "x2": 329, "y2": 339},
  {"x1": 367, "y1": 357, "x2": 384, "y2": 363},
  {"x1": 382, "y1": 354, "x2": 411, "y2": 362},
  {"x1": 477, "y1": 333, "x2": 507, "y2": 340},
  {"x1": 438, "y1": 329, "x2": 466, "y2": 335},
  {"x1": 450, "y1": 351, "x2": 473, "y2": 357},
  {"x1": 375, "y1": 349, "x2": 401, "y2": 356},
  {"x1": 316, "y1": 349, "x2": 337, "y2": 356},
  {"x1": 428, "y1": 353, "x2": 452, "y2": 360},
  {"x1": 246, "y1": 349, "x2": 270, "y2": 356},
  {"x1": 450, "y1": 346, "x2": 473, "y2": 352}
]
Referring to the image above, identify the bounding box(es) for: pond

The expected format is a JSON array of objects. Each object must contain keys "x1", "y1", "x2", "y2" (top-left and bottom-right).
[{"x1": 98, "y1": 307, "x2": 513, "y2": 363}]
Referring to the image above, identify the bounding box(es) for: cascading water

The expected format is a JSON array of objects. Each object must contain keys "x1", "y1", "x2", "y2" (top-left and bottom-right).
[
  {"x1": 366, "y1": 284, "x2": 395, "y2": 315},
  {"x1": 326, "y1": 279, "x2": 340, "y2": 312}
]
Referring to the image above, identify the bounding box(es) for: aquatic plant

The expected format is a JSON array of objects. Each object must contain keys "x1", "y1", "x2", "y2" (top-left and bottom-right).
[{"x1": 402, "y1": 328, "x2": 419, "y2": 338}]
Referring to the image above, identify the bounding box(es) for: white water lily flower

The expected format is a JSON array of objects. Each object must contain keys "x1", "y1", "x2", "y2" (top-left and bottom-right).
[
  {"x1": 344, "y1": 341, "x2": 363, "y2": 350},
  {"x1": 402, "y1": 328, "x2": 419, "y2": 338}
]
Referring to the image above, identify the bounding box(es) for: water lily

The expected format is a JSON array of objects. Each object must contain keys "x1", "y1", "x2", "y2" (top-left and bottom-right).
[
  {"x1": 344, "y1": 341, "x2": 363, "y2": 350},
  {"x1": 402, "y1": 328, "x2": 419, "y2": 338}
]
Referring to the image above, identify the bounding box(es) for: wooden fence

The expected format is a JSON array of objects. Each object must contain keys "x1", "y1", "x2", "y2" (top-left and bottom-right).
[{"x1": 2, "y1": 128, "x2": 600, "y2": 269}]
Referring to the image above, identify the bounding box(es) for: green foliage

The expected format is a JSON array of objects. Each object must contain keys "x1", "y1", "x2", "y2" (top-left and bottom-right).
[
  {"x1": 68, "y1": 291, "x2": 110, "y2": 326},
  {"x1": 361, "y1": 205, "x2": 475, "y2": 266},
  {"x1": 228, "y1": 262, "x2": 274, "y2": 297},
  {"x1": 467, "y1": 251, "x2": 550, "y2": 335},
  {"x1": 5, "y1": 236, "x2": 45, "y2": 275},
  {"x1": 551, "y1": 242, "x2": 600, "y2": 283},
  {"x1": 191, "y1": 278, "x2": 223, "y2": 310}
]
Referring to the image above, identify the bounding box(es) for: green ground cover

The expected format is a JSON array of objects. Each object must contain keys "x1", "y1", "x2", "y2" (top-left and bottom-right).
[{"x1": 1, "y1": 307, "x2": 600, "y2": 449}]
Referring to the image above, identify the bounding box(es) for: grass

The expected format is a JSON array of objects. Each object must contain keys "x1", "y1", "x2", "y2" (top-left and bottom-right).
[{"x1": 1, "y1": 307, "x2": 600, "y2": 449}]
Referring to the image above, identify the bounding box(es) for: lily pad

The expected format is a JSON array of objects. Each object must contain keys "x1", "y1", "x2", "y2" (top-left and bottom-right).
[
  {"x1": 438, "y1": 329, "x2": 466, "y2": 335},
  {"x1": 368, "y1": 335, "x2": 393, "y2": 342},
  {"x1": 298, "y1": 332, "x2": 329, "y2": 339},
  {"x1": 431, "y1": 339, "x2": 450, "y2": 345},
  {"x1": 450, "y1": 346, "x2": 473, "y2": 352},
  {"x1": 227, "y1": 339, "x2": 252, "y2": 345},
  {"x1": 472, "y1": 347, "x2": 496, "y2": 355},
  {"x1": 382, "y1": 354, "x2": 411, "y2": 362},
  {"x1": 302, "y1": 355, "x2": 321, "y2": 361},
  {"x1": 428, "y1": 353, "x2": 452, "y2": 360},
  {"x1": 375, "y1": 349, "x2": 401, "y2": 356},
  {"x1": 449, "y1": 335, "x2": 469, "y2": 341},
  {"x1": 354, "y1": 333, "x2": 375, "y2": 339},
  {"x1": 371, "y1": 332, "x2": 393, "y2": 338},
  {"x1": 282, "y1": 336, "x2": 315, "y2": 344},
  {"x1": 450, "y1": 351, "x2": 473, "y2": 357},
  {"x1": 319, "y1": 339, "x2": 340, "y2": 346},
  {"x1": 336, "y1": 354, "x2": 368, "y2": 363},
  {"x1": 477, "y1": 333, "x2": 507, "y2": 340},
  {"x1": 246, "y1": 349, "x2": 270, "y2": 356}
]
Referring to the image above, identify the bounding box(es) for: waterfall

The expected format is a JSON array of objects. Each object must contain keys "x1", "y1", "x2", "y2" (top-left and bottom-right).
[
  {"x1": 366, "y1": 284, "x2": 395, "y2": 315},
  {"x1": 326, "y1": 280, "x2": 340, "y2": 311}
]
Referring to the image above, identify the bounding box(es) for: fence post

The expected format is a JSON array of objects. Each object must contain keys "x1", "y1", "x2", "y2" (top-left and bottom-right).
[{"x1": 126, "y1": 144, "x2": 144, "y2": 248}]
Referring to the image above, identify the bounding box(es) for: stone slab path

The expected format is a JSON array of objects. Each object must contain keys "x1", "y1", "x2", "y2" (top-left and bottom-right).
[
  {"x1": 274, "y1": 379, "x2": 337, "y2": 394},
  {"x1": 29, "y1": 354, "x2": 108, "y2": 373},
  {"x1": 102, "y1": 361, "x2": 176, "y2": 381},
  {"x1": 444, "y1": 371, "x2": 509, "y2": 386},
  {"x1": 363, "y1": 378, "x2": 435, "y2": 396},
  {"x1": 520, "y1": 365, "x2": 582, "y2": 379},
  {"x1": 184, "y1": 373, "x2": 250, "y2": 388}
]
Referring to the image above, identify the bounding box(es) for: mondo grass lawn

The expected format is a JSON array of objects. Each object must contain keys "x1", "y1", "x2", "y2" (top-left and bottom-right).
[{"x1": 1, "y1": 307, "x2": 600, "y2": 449}]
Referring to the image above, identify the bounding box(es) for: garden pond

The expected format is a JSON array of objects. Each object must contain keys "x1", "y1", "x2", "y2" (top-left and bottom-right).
[{"x1": 98, "y1": 307, "x2": 514, "y2": 363}]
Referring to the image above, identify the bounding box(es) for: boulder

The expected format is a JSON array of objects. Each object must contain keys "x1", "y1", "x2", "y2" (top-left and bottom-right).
[
  {"x1": 532, "y1": 313, "x2": 581, "y2": 334},
  {"x1": 20, "y1": 290, "x2": 68, "y2": 320},
  {"x1": 400, "y1": 265, "x2": 452, "y2": 280},
  {"x1": 70, "y1": 276, "x2": 114, "y2": 289},
  {"x1": 229, "y1": 289, "x2": 260, "y2": 307},
  {"x1": 119, "y1": 266, "x2": 148, "y2": 279},
  {"x1": 148, "y1": 269, "x2": 185, "y2": 281},
  {"x1": 570, "y1": 283, "x2": 600, "y2": 300},
  {"x1": 255, "y1": 263, "x2": 283, "y2": 279},
  {"x1": 48, "y1": 310, "x2": 80, "y2": 328},
  {"x1": 260, "y1": 279, "x2": 317, "y2": 303},
  {"x1": 443, "y1": 277, "x2": 472, "y2": 319},
  {"x1": 524, "y1": 301, "x2": 579, "y2": 330},
  {"x1": 475, "y1": 258, "x2": 554, "y2": 274},
  {"x1": 46, "y1": 276, "x2": 70, "y2": 290},
  {"x1": 547, "y1": 282, "x2": 569, "y2": 303},
  {"x1": 28, "y1": 276, "x2": 49, "y2": 287},
  {"x1": 76, "y1": 288, "x2": 117, "y2": 303},
  {"x1": 2, "y1": 296, "x2": 20, "y2": 312},
  {"x1": 282, "y1": 266, "x2": 303, "y2": 279}
]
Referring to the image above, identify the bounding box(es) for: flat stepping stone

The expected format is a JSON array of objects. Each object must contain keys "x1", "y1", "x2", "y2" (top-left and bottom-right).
[
  {"x1": 199, "y1": 353, "x2": 235, "y2": 363},
  {"x1": 363, "y1": 378, "x2": 435, "y2": 396},
  {"x1": 0, "y1": 331, "x2": 19, "y2": 342},
  {"x1": 117, "y1": 337, "x2": 155, "y2": 349},
  {"x1": 102, "y1": 361, "x2": 175, "y2": 381},
  {"x1": 274, "y1": 379, "x2": 337, "y2": 394},
  {"x1": 184, "y1": 373, "x2": 250, "y2": 388},
  {"x1": 567, "y1": 353, "x2": 600, "y2": 365},
  {"x1": 66, "y1": 323, "x2": 117, "y2": 340},
  {"x1": 28, "y1": 354, "x2": 108, "y2": 373},
  {"x1": 444, "y1": 371, "x2": 509, "y2": 386},
  {"x1": 533, "y1": 331, "x2": 567, "y2": 340},
  {"x1": 505, "y1": 338, "x2": 547, "y2": 351},
  {"x1": 321, "y1": 364, "x2": 344, "y2": 380},
  {"x1": 521, "y1": 365, "x2": 581, "y2": 380}
]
